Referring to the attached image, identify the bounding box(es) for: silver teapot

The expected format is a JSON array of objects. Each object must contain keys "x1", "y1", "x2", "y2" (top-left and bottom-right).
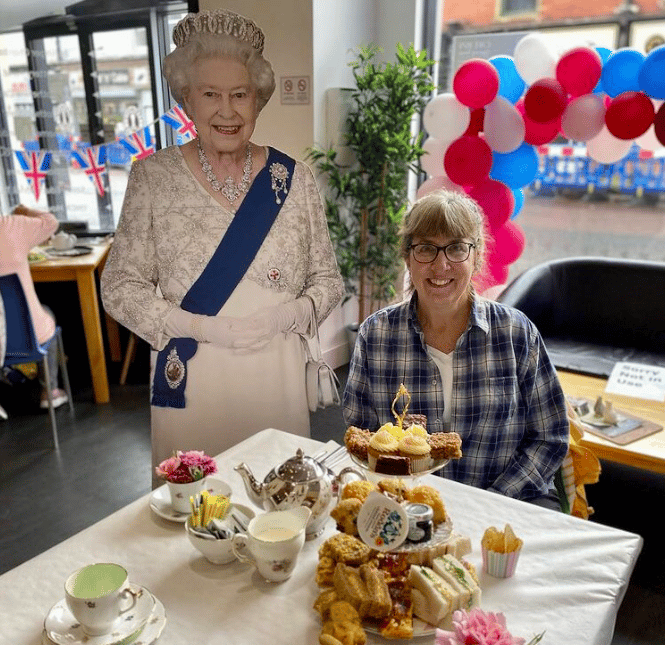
[{"x1": 234, "y1": 448, "x2": 364, "y2": 539}]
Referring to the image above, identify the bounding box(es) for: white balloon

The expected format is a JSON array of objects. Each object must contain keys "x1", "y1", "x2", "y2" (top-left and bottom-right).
[
  {"x1": 423, "y1": 93, "x2": 471, "y2": 145},
  {"x1": 636, "y1": 99, "x2": 664, "y2": 151},
  {"x1": 586, "y1": 126, "x2": 632, "y2": 164},
  {"x1": 483, "y1": 96, "x2": 525, "y2": 153},
  {"x1": 514, "y1": 33, "x2": 557, "y2": 85},
  {"x1": 561, "y1": 94, "x2": 605, "y2": 142},
  {"x1": 420, "y1": 137, "x2": 448, "y2": 177}
]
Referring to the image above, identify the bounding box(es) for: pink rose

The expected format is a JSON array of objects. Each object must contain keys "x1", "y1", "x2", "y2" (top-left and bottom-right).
[
  {"x1": 435, "y1": 609, "x2": 526, "y2": 645},
  {"x1": 155, "y1": 456, "x2": 181, "y2": 479}
]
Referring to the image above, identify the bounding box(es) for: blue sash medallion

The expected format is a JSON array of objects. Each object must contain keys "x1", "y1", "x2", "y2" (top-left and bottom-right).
[{"x1": 151, "y1": 147, "x2": 296, "y2": 408}]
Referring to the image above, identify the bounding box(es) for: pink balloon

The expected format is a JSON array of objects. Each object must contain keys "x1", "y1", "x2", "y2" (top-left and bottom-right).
[
  {"x1": 453, "y1": 59, "x2": 500, "y2": 109},
  {"x1": 561, "y1": 94, "x2": 606, "y2": 142},
  {"x1": 483, "y1": 96, "x2": 525, "y2": 153},
  {"x1": 416, "y1": 175, "x2": 463, "y2": 199},
  {"x1": 488, "y1": 221, "x2": 526, "y2": 265},
  {"x1": 467, "y1": 178, "x2": 515, "y2": 229},
  {"x1": 516, "y1": 99, "x2": 561, "y2": 145},
  {"x1": 443, "y1": 136, "x2": 493, "y2": 187},
  {"x1": 556, "y1": 47, "x2": 603, "y2": 97},
  {"x1": 524, "y1": 78, "x2": 568, "y2": 123},
  {"x1": 586, "y1": 126, "x2": 632, "y2": 164},
  {"x1": 473, "y1": 260, "x2": 510, "y2": 293},
  {"x1": 605, "y1": 91, "x2": 655, "y2": 140}
]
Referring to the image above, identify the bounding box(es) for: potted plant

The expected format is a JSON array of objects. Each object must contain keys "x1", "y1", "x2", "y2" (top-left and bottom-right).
[{"x1": 308, "y1": 43, "x2": 435, "y2": 329}]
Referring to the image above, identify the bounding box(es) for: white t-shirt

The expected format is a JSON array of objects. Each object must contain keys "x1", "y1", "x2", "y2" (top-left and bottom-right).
[{"x1": 427, "y1": 344, "x2": 454, "y2": 428}]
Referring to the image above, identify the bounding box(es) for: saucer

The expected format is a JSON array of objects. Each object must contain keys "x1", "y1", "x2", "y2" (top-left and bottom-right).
[
  {"x1": 43, "y1": 591, "x2": 166, "y2": 645},
  {"x1": 44, "y1": 585, "x2": 155, "y2": 645},
  {"x1": 149, "y1": 477, "x2": 232, "y2": 522}
]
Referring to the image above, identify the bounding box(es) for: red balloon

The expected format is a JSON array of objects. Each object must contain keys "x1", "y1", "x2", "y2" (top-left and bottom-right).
[
  {"x1": 453, "y1": 59, "x2": 500, "y2": 109},
  {"x1": 556, "y1": 48, "x2": 602, "y2": 97},
  {"x1": 605, "y1": 91, "x2": 655, "y2": 140},
  {"x1": 523, "y1": 78, "x2": 568, "y2": 123},
  {"x1": 464, "y1": 108, "x2": 485, "y2": 136},
  {"x1": 516, "y1": 99, "x2": 561, "y2": 145},
  {"x1": 467, "y1": 178, "x2": 515, "y2": 229},
  {"x1": 488, "y1": 221, "x2": 526, "y2": 265},
  {"x1": 443, "y1": 136, "x2": 493, "y2": 187},
  {"x1": 655, "y1": 103, "x2": 665, "y2": 146}
]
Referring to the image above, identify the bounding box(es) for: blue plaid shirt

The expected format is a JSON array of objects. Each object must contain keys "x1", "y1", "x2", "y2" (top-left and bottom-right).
[{"x1": 343, "y1": 294, "x2": 569, "y2": 501}]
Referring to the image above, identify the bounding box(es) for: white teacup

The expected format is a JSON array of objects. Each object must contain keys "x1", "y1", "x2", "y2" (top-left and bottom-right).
[
  {"x1": 51, "y1": 231, "x2": 77, "y2": 250},
  {"x1": 231, "y1": 507, "x2": 310, "y2": 582},
  {"x1": 64, "y1": 563, "x2": 140, "y2": 636}
]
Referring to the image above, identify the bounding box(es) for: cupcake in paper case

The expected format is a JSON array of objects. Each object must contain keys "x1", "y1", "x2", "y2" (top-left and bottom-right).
[
  {"x1": 397, "y1": 433, "x2": 432, "y2": 473},
  {"x1": 367, "y1": 428, "x2": 400, "y2": 469},
  {"x1": 480, "y1": 523, "x2": 523, "y2": 578}
]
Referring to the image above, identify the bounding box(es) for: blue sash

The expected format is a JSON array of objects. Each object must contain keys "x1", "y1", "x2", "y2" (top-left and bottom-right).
[{"x1": 151, "y1": 147, "x2": 296, "y2": 408}]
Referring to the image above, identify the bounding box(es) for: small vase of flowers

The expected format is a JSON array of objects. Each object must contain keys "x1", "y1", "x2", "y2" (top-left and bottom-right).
[{"x1": 156, "y1": 450, "x2": 218, "y2": 513}]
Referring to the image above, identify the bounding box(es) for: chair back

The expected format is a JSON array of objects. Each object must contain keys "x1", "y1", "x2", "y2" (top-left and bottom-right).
[{"x1": 0, "y1": 273, "x2": 47, "y2": 365}]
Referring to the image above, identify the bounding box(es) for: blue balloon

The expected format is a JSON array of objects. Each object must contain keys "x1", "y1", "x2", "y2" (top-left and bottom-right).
[
  {"x1": 638, "y1": 44, "x2": 665, "y2": 100},
  {"x1": 600, "y1": 48, "x2": 645, "y2": 98},
  {"x1": 490, "y1": 143, "x2": 539, "y2": 189},
  {"x1": 592, "y1": 47, "x2": 613, "y2": 94},
  {"x1": 511, "y1": 188, "x2": 524, "y2": 219},
  {"x1": 489, "y1": 55, "x2": 526, "y2": 104}
]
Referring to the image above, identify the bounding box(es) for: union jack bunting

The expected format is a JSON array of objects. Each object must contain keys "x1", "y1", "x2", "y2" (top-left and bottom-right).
[
  {"x1": 160, "y1": 104, "x2": 197, "y2": 141},
  {"x1": 119, "y1": 126, "x2": 155, "y2": 161},
  {"x1": 15, "y1": 150, "x2": 51, "y2": 201},
  {"x1": 71, "y1": 145, "x2": 108, "y2": 197}
]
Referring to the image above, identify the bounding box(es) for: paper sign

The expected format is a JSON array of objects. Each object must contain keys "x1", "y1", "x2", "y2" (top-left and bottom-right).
[{"x1": 605, "y1": 362, "x2": 665, "y2": 402}]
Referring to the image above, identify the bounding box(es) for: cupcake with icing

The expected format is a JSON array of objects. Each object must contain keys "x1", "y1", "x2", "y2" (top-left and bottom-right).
[
  {"x1": 405, "y1": 423, "x2": 427, "y2": 439},
  {"x1": 379, "y1": 421, "x2": 406, "y2": 441},
  {"x1": 397, "y1": 433, "x2": 432, "y2": 473},
  {"x1": 367, "y1": 428, "x2": 399, "y2": 469}
]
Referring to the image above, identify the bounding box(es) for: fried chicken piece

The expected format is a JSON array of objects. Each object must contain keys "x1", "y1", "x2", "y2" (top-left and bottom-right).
[
  {"x1": 331, "y1": 498, "x2": 363, "y2": 536},
  {"x1": 314, "y1": 588, "x2": 339, "y2": 617},
  {"x1": 319, "y1": 533, "x2": 372, "y2": 566},
  {"x1": 404, "y1": 485, "x2": 447, "y2": 524},
  {"x1": 316, "y1": 556, "x2": 337, "y2": 587},
  {"x1": 341, "y1": 479, "x2": 376, "y2": 503},
  {"x1": 320, "y1": 620, "x2": 366, "y2": 645}
]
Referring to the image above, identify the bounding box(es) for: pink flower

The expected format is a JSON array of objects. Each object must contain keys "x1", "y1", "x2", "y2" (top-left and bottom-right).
[
  {"x1": 435, "y1": 609, "x2": 527, "y2": 645},
  {"x1": 155, "y1": 450, "x2": 217, "y2": 483}
]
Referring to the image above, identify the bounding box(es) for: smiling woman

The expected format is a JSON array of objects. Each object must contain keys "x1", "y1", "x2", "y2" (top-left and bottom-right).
[
  {"x1": 100, "y1": 9, "x2": 343, "y2": 484},
  {"x1": 343, "y1": 189, "x2": 569, "y2": 509}
]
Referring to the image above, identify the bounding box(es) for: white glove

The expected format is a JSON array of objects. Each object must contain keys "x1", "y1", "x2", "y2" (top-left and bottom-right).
[
  {"x1": 233, "y1": 298, "x2": 313, "y2": 351},
  {"x1": 164, "y1": 307, "x2": 259, "y2": 348}
]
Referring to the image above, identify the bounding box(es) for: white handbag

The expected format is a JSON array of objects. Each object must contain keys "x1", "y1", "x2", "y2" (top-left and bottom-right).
[{"x1": 301, "y1": 315, "x2": 341, "y2": 412}]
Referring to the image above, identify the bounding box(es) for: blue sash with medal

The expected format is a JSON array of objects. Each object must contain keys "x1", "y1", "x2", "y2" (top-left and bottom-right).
[{"x1": 151, "y1": 147, "x2": 295, "y2": 408}]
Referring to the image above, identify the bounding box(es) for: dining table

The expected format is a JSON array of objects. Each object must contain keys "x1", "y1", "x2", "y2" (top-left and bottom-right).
[
  {"x1": 29, "y1": 239, "x2": 113, "y2": 404},
  {"x1": 0, "y1": 428, "x2": 642, "y2": 645}
]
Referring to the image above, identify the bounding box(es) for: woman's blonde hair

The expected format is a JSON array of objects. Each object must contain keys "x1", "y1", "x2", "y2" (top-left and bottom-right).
[
  {"x1": 400, "y1": 189, "x2": 488, "y2": 285},
  {"x1": 162, "y1": 32, "x2": 275, "y2": 111}
]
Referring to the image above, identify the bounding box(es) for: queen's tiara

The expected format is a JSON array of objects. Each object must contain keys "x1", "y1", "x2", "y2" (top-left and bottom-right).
[{"x1": 172, "y1": 10, "x2": 265, "y2": 53}]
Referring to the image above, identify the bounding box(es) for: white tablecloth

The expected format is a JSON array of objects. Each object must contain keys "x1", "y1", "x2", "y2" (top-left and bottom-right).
[{"x1": 0, "y1": 429, "x2": 642, "y2": 645}]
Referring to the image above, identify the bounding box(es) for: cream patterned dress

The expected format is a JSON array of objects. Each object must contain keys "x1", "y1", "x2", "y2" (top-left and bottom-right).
[{"x1": 101, "y1": 146, "x2": 343, "y2": 467}]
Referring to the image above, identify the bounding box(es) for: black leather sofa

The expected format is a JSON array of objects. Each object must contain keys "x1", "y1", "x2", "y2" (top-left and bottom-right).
[{"x1": 497, "y1": 257, "x2": 665, "y2": 378}]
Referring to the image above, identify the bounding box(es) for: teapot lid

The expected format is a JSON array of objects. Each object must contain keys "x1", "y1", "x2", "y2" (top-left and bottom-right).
[{"x1": 275, "y1": 448, "x2": 326, "y2": 483}]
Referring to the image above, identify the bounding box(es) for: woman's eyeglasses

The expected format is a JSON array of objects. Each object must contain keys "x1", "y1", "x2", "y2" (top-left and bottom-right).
[{"x1": 409, "y1": 242, "x2": 475, "y2": 264}]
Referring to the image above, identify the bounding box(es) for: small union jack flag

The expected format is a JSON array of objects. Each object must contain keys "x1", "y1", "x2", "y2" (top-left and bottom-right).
[
  {"x1": 71, "y1": 145, "x2": 108, "y2": 197},
  {"x1": 119, "y1": 126, "x2": 155, "y2": 161},
  {"x1": 161, "y1": 104, "x2": 197, "y2": 141},
  {"x1": 15, "y1": 150, "x2": 51, "y2": 201}
]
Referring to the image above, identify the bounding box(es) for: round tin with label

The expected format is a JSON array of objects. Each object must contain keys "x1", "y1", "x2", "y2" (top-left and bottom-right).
[{"x1": 405, "y1": 502, "x2": 434, "y2": 544}]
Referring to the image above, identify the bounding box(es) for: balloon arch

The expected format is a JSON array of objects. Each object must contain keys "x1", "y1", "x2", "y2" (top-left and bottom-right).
[{"x1": 417, "y1": 32, "x2": 665, "y2": 291}]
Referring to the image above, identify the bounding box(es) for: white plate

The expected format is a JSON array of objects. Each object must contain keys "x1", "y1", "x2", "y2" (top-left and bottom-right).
[
  {"x1": 365, "y1": 617, "x2": 435, "y2": 638},
  {"x1": 149, "y1": 478, "x2": 232, "y2": 522},
  {"x1": 43, "y1": 585, "x2": 155, "y2": 645},
  {"x1": 43, "y1": 591, "x2": 166, "y2": 645},
  {"x1": 349, "y1": 452, "x2": 450, "y2": 480}
]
